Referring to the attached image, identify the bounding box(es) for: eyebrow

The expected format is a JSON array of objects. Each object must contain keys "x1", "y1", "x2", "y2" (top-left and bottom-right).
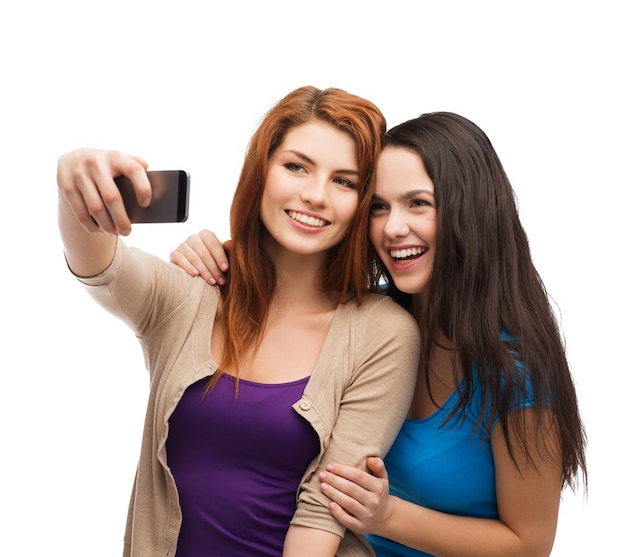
[
  {"x1": 372, "y1": 189, "x2": 435, "y2": 202},
  {"x1": 285, "y1": 149, "x2": 360, "y2": 176}
]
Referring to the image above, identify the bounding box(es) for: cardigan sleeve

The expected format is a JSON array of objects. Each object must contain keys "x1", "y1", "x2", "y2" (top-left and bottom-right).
[
  {"x1": 290, "y1": 295, "x2": 420, "y2": 542},
  {"x1": 76, "y1": 239, "x2": 199, "y2": 338}
]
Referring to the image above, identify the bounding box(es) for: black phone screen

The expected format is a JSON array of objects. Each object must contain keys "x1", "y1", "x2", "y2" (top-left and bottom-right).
[{"x1": 115, "y1": 170, "x2": 190, "y2": 223}]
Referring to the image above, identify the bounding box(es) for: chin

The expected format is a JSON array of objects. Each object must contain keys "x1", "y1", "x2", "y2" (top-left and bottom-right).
[{"x1": 389, "y1": 276, "x2": 426, "y2": 297}]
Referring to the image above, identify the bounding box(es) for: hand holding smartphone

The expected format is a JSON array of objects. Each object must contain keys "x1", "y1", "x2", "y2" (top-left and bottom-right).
[{"x1": 115, "y1": 170, "x2": 190, "y2": 223}]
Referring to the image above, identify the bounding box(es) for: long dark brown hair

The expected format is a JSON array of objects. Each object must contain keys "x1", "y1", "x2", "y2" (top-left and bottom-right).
[
  {"x1": 217, "y1": 86, "x2": 385, "y2": 380},
  {"x1": 371, "y1": 112, "x2": 587, "y2": 490}
]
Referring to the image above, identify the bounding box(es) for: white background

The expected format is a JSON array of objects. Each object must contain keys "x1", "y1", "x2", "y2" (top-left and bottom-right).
[{"x1": 1, "y1": 1, "x2": 623, "y2": 554}]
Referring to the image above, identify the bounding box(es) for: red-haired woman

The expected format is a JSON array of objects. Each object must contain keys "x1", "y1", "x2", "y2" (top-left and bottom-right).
[{"x1": 56, "y1": 86, "x2": 420, "y2": 557}]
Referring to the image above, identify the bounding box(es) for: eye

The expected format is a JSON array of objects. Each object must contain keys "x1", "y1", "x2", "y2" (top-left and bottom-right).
[
  {"x1": 285, "y1": 162, "x2": 306, "y2": 173},
  {"x1": 410, "y1": 198, "x2": 432, "y2": 209},
  {"x1": 370, "y1": 201, "x2": 388, "y2": 214},
  {"x1": 334, "y1": 176, "x2": 358, "y2": 189}
]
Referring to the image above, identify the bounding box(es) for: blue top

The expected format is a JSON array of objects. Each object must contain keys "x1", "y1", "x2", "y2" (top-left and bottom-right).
[
  {"x1": 368, "y1": 368, "x2": 535, "y2": 557},
  {"x1": 166, "y1": 373, "x2": 319, "y2": 557}
]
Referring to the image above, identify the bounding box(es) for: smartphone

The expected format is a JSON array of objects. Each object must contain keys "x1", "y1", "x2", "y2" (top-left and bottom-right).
[{"x1": 114, "y1": 170, "x2": 190, "y2": 223}]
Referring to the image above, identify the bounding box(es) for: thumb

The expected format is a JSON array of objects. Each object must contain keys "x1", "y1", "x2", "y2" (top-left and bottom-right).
[{"x1": 366, "y1": 456, "x2": 388, "y2": 479}]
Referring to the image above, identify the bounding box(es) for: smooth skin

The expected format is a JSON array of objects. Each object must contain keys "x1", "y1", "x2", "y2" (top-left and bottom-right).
[
  {"x1": 171, "y1": 145, "x2": 565, "y2": 556},
  {"x1": 57, "y1": 120, "x2": 369, "y2": 556}
]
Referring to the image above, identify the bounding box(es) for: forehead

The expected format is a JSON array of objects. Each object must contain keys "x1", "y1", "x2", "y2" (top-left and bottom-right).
[
  {"x1": 374, "y1": 146, "x2": 434, "y2": 197},
  {"x1": 277, "y1": 120, "x2": 358, "y2": 168}
]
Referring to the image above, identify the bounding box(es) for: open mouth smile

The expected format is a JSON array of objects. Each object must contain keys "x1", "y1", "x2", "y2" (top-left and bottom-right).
[
  {"x1": 287, "y1": 210, "x2": 330, "y2": 228},
  {"x1": 389, "y1": 246, "x2": 427, "y2": 265}
]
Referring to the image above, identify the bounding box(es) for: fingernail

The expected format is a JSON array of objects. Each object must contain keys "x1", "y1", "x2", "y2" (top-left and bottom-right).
[
  {"x1": 208, "y1": 277, "x2": 216, "y2": 285},
  {"x1": 319, "y1": 472, "x2": 326, "y2": 480},
  {"x1": 218, "y1": 277, "x2": 226, "y2": 285},
  {"x1": 220, "y1": 263, "x2": 229, "y2": 271},
  {"x1": 321, "y1": 483, "x2": 328, "y2": 491}
]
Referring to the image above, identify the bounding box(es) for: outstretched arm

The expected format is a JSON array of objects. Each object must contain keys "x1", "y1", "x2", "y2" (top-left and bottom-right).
[
  {"x1": 57, "y1": 148, "x2": 149, "y2": 277},
  {"x1": 321, "y1": 408, "x2": 562, "y2": 557}
]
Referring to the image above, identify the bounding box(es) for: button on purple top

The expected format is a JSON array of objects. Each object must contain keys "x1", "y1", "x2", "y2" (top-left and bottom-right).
[{"x1": 166, "y1": 373, "x2": 319, "y2": 556}]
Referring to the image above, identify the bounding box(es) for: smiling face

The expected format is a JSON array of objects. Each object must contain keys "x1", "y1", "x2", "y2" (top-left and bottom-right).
[
  {"x1": 260, "y1": 120, "x2": 360, "y2": 261},
  {"x1": 369, "y1": 146, "x2": 437, "y2": 303}
]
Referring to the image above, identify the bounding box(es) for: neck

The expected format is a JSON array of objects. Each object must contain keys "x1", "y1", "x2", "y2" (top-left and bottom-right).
[{"x1": 265, "y1": 240, "x2": 339, "y2": 312}]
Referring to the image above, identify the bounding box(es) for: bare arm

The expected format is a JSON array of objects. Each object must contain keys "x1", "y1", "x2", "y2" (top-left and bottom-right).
[
  {"x1": 57, "y1": 148, "x2": 150, "y2": 277},
  {"x1": 322, "y1": 408, "x2": 562, "y2": 557},
  {"x1": 283, "y1": 525, "x2": 341, "y2": 557}
]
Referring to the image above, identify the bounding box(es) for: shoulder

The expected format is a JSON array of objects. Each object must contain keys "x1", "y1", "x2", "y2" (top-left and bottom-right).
[
  {"x1": 348, "y1": 293, "x2": 418, "y2": 334},
  {"x1": 346, "y1": 292, "x2": 412, "y2": 317},
  {"x1": 338, "y1": 294, "x2": 420, "y2": 363}
]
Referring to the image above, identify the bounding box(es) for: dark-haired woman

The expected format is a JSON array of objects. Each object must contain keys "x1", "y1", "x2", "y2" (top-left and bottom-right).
[{"x1": 319, "y1": 112, "x2": 587, "y2": 556}]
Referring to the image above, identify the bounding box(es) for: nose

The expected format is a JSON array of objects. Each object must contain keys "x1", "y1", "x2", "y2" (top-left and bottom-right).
[
  {"x1": 300, "y1": 176, "x2": 329, "y2": 208},
  {"x1": 383, "y1": 208, "x2": 410, "y2": 238}
]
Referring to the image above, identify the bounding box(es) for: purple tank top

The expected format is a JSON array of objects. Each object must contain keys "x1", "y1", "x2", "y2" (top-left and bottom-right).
[{"x1": 166, "y1": 373, "x2": 319, "y2": 556}]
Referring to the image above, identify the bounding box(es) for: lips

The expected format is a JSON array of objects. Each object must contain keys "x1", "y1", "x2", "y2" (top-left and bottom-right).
[{"x1": 286, "y1": 210, "x2": 330, "y2": 228}]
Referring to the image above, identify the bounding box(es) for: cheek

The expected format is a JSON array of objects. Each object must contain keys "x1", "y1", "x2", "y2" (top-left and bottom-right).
[
  {"x1": 259, "y1": 184, "x2": 278, "y2": 230},
  {"x1": 262, "y1": 164, "x2": 290, "y2": 200},
  {"x1": 408, "y1": 213, "x2": 437, "y2": 243},
  {"x1": 425, "y1": 215, "x2": 437, "y2": 244},
  {"x1": 336, "y1": 192, "x2": 359, "y2": 224},
  {"x1": 259, "y1": 170, "x2": 285, "y2": 215}
]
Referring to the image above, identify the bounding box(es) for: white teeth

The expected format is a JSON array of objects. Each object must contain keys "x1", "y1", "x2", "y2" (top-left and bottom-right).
[
  {"x1": 389, "y1": 247, "x2": 426, "y2": 259},
  {"x1": 288, "y1": 211, "x2": 327, "y2": 228}
]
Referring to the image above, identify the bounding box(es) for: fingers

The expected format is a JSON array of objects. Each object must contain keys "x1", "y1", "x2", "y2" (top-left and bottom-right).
[
  {"x1": 170, "y1": 244, "x2": 201, "y2": 277},
  {"x1": 324, "y1": 462, "x2": 384, "y2": 492},
  {"x1": 59, "y1": 173, "x2": 105, "y2": 235},
  {"x1": 320, "y1": 476, "x2": 369, "y2": 535},
  {"x1": 328, "y1": 499, "x2": 366, "y2": 534},
  {"x1": 130, "y1": 155, "x2": 149, "y2": 171},
  {"x1": 112, "y1": 151, "x2": 152, "y2": 208},
  {"x1": 320, "y1": 467, "x2": 371, "y2": 503},
  {"x1": 319, "y1": 462, "x2": 391, "y2": 537},
  {"x1": 169, "y1": 230, "x2": 230, "y2": 285},
  {"x1": 57, "y1": 148, "x2": 150, "y2": 236},
  {"x1": 198, "y1": 229, "x2": 230, "y2": 275},
  {"x1": 319, "y1": 462, "x2": 387, "y2": 511},
  {"x1": 79, "y1": 160, "x2": 127, "y2": 235}
]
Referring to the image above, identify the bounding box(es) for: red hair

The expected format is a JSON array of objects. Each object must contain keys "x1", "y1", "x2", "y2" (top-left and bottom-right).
[{"x1": 217, "y1": 85, "x2": 385, "y2": 379}]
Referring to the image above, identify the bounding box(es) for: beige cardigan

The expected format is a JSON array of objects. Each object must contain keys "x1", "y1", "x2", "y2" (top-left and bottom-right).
[{"x1": 77, "y1": 241, "x2": 420, "y2": 557}]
